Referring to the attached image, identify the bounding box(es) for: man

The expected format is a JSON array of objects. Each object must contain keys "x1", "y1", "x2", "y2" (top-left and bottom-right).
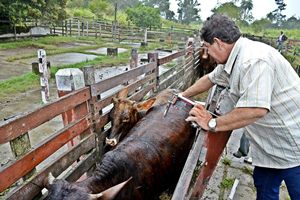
[
  {"x1": 276, "y1": 31, "x2": 287, "y2": 52},
  {"x1": 182, "y1": 14, "x2": 300, "y2": 200}
]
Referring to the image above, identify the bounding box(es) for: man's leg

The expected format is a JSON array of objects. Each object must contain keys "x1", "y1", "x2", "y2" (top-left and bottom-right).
[
  {"x1": 233, "y1": 132, "x2": 250, "y2": 158},
  {"x1": 253, "y1": 166, "x2": 283, "y2": 200},
  {"x1": 283, "y1": 165, "x2": 300, "y2": 200},
  {"x1": 239, "y1": 132, "x2": 250, "y2": 156}
]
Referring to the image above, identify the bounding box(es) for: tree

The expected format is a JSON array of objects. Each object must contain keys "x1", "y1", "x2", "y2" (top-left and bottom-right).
[
  {"x1": 240, "y1": 0, "x2": 253, "y2": 23},
  {"x1": 212, "y1": 2, "x2": 241, "y2": 22},
  {"x1": 110, "y1": 0, "x2": 140, "y2": 11},
  {"x1": 42, "y1": 0, "x2": 67, "y2": 23},
  {"x1": 283, "y1": 16, "x2": 300, "y2": 29},
  {"x1": 268, "y1": 0, "x2": 287, "y2": 26},
  {"x1": 126, "y1": 4, "x2": 161, "y2": 29},
  {"x1": 88, "y1": 0, "x2": 111, "y2": 19},
  {"x1": 0, "y1": 0, "x2": 46, "y2": 37},
  {"x1": 177, "y1": 0, "x2": 201, "y2": 24},
  {"x1": 251, "y1": 18, "x2": 272, "y2": 32},
  {"x1": 142, "y1": 0, "x2": 173, "y2": 19},
  {"x1": 66, "y1": 0, "x2": 87, "y2": 8}
]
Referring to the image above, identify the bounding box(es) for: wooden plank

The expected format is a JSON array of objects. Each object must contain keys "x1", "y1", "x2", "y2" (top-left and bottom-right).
[
  {"x1": 65, "y1": 149, "x2": 96, "y2": 182},
  {"x1": 158, "y1": 68, "x2": 185, "y2": 91},
  {"x1": 90, "y1": 63, "x2": 156, "y2": 96},
  {"x1": 95, "y1": 112, "x2": 110, "y2": 131},
  {"x1": 0, "y1": 87, "x2": 90, "y2": 144},
  {"x1": 130, "y1": 83, "x2": 156, "y2": 101},
  {"x1": 6, "y1": 133, "x2": 96, "y2": 200},
  {"x1": 159, "y1": 66, "x2": 177, "y2": 82},
  {"x1": 158, "y1": 50, "x2": 185, "y2": 65},
  {"x1": 93, "y1": 74, "x2": 156, "y2": 112},
  {"x1": 0, "y1": 115, "x2": 91, "y2": 193}
]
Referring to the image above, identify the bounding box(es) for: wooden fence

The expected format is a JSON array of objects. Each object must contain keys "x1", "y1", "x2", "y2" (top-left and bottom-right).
[
  {"x1": 49, "y1": 18, "x2": 196, "y2": 43},
  {"x1": 0, "y1": 17, "x2": 197, "y2": 42},
  {"x1": 0, "y1": 45, "x2": 203, "y2": 199}
]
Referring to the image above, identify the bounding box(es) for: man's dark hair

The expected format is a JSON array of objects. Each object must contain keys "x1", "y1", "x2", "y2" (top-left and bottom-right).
[{"x1": 200, "y1": 14, "x2": 241, "y2": 44}]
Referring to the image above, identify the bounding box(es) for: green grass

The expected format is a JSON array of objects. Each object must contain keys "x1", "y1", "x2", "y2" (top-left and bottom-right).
[
  {"x1": 242, "y1": 166, "x2": 253, "y2": 175},
  {"x1": 0, "y1": 36, "x2": 103, "y2": 50},
  {"x1": 222, "y1": 157, "x2": 232, "y2": 166},
  {"x1": 0, "y1": 73, "x2": 39, "y2": 101},
  {"x1": 220, "y1": 178, "x2": 235, "y2": 189}
]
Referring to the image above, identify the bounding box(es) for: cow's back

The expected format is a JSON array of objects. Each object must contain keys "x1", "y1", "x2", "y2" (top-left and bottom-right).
[{"x1": 98, "y1": 102, "x2": 195, "y2": 199}]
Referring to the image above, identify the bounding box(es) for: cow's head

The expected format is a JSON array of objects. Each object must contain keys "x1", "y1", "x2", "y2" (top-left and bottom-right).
[
  {"x1": 199, "y1": 47, "x2": 217, "y2": 76},
  {"x1": 106, "y1": 97, "x2": 156, "y2": 147},
  {"x1": 45, "y1": 173, "x2": 131, "y2": 200}
]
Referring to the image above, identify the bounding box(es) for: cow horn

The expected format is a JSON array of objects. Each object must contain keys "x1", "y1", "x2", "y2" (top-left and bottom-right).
[
  {"x1": 89, "y1": 193, "x2": 103, "y2": 200},
  {"x1": 106, "y1": 137, "x2": 117, "y2": 146},
  {"x1": 48, "y1": 172, "x2": 56, "y2": 185},
  {"x1": 89, "y1": 177, "x2": 132, "y2": 200}
]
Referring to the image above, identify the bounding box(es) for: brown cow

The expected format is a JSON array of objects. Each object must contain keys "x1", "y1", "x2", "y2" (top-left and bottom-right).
[
  {"x1": 106, "y1": 89, "x2": 176, "y2": 147},
  {"x1": 44, "y1": 89, "x2": 195, "y2": 200},
  {"x1": 198, "y1": 47, "x2": 216, "y2": 77},
  {"x1": 106, "y1": 97, "x2": 156, "y2": 147}
]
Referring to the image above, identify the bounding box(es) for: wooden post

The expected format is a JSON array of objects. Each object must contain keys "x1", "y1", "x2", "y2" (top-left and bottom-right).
[
  {"x1": 82, "y1": 67, "x2": 104, "y2": 161},
  {"x1": 118, "y1": 24, "x2": 121, "y2": 42},
  {"x1": 69, "y1": 19, "x2": 72, "y2": 36},
  {"x1": 107, "y1": 48, "x2": 118, "y2": 57},
  {"x1": 65, "y1": 20, "x2": 68, "y2": 36},
  {"x1": 32, "y1": 61, "x2": 50, "y2": 76},
  {"x1": 144, "y1": 28, "x2": 148, "y2": 45},
  {"x1": 37, "y1": 49, "x2": 50, "y2": 104},
  {"x1": 99, "y1": 23, "x2": 101, "y2": 37},
  {"x1": 81, "y1": 21, "x2": 84, "y2": 36},
  {"x1": 112, "y1": 21, "x2": 115, "y2": 41},
  {"x1": 55, "y1": 68, "x2": 85, "y2": 148},
  {"x1": 130, "y1": 48, "x2": 138, "y2": 69},
  {"x1": 62, "y1": 20, "x2": 64, "y2": 36},
  {"x1": 148, "y1": 52, "x2": 159, "y2": 91},
  {"x1": 86, "y1": 21, "x2": 89, "y2": 37},
  {"x1": 78, "y1": 19, "x2": 80, "y2": 36},
  {"x1": 5, "y1": 115, "x2": 41, "y2": 197}
]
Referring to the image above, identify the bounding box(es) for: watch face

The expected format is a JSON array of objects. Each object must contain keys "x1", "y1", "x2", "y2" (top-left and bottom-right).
[{"x1": 208, "y1": 118, "x2": 216, "y2": 129}]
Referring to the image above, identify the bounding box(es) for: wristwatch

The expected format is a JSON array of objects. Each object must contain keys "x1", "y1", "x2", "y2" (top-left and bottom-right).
[{"x1": 208, "y1": 118, "x2": 217, "y2": 132}]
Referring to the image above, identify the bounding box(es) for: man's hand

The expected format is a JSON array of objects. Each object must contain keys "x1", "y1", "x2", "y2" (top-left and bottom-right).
[{"x1": 185, "y1": 104, "x2": 213, "y2": 131}]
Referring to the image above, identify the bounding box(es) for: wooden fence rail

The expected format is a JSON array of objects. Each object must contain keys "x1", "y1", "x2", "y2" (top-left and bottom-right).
[{"x1": 0, "y1": 44, "x2": 203, "y2": 199}]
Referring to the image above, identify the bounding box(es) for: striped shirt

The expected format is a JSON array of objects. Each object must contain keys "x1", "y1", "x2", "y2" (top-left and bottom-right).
[{"x1": 208, "y1": 37, "x2": 300, "y2": 168}]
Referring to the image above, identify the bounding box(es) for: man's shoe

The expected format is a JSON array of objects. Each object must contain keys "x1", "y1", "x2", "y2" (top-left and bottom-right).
[
  {"x1": 233, "y1": 151, "x2": 243, "y2": 158},
  {"x1": 244, "y1": 157, "x2": 252, "y2": 164}
]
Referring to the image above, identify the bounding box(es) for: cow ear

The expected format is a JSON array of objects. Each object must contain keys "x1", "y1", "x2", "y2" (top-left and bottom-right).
[
  {"x1": 117, "y1": 88, "x2": 128, "y2": 99},
  {"x1": 89, "y1": 177, "x2": 132, "y2": 200},
  {"x1": 136, "y1": 98, "x2": 156, "y2": 111},
  {"x1": 112, "y1": 97, "x2": 119, "y2": 104}
]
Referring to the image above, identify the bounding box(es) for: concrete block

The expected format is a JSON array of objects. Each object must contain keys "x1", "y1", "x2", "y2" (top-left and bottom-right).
[{"x1": 55, "y1": 68, "x2": 85, "y2": 91}]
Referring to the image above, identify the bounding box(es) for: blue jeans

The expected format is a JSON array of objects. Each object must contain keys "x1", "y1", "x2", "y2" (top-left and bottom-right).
[{"x1": 253, "y1": 165, "x2": 300, "y2": 200}]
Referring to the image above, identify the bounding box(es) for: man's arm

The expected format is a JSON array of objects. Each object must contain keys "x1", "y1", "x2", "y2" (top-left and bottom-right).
[
  {"x1": 186, "y1": 105, "x2": 268, "y2": 131},
  {"x1": 181, "y1": 74, "x2": 214, "y2": 98}
]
